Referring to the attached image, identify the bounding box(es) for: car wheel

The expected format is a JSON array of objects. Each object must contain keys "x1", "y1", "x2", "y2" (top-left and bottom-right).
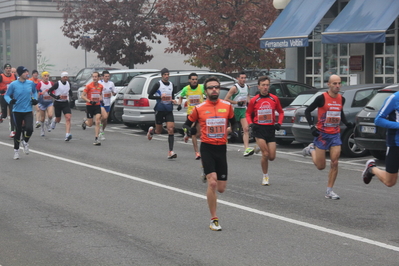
[
  {"x1": 108, "y1": 104, "x2": 121, "y2": 123},
  {"x1": 370, "y1": 150, "x2": 386, "y2": 160},
  {"x1": 124, "y1": 123, "x2": 137, "y2": 128},
  {"x1": 276, "y1": 139, "x2": 293, "y2": 145},
  {"x1": 138, "y1": 124, "x2": 151, "y2": 131},
  {"x1": 341, "y1": 129, "x2": 369, "y2": 157}
]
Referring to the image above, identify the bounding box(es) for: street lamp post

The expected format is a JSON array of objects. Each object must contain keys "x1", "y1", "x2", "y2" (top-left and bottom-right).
[{"x1": 81, "y1": 36, "x2": 90, "y2": 68}]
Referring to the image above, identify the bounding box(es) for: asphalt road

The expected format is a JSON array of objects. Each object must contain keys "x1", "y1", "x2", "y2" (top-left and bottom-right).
[{"x1": 0, "y1": 109, "x2": 398, "y2": 265}]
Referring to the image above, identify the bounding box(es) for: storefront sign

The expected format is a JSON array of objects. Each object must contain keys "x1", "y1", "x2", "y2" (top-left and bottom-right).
[
  {"x1": 350, "y1": 55, "x2": 363, "y2": 71},
  {"x1": 261, "y1": 38, "x2": 309, "y2": 48}
]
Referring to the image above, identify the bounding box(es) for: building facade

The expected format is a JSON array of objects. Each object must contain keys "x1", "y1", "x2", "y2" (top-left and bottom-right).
[{"x1": 263, "y1": 0, "x2": 399, "y2": 87}]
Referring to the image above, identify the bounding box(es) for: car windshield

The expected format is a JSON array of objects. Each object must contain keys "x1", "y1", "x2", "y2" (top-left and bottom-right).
[
  {"x1": 290, "y1": 94, "x2": 315, "y2": 106},
  {"x1": 364, "y1": 91, "x2": 396, "y2": 110}
]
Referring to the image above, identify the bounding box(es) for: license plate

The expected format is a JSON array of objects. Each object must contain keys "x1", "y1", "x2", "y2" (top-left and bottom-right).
[
  {"x1": 116, "y1": 100, "x2": 123, "y2": 105},
  {"x1": 127, "y1": 100, "x2": 135, "y2": 106},
  {"x1": 361, "y1": 126, "x2": 376, "y2": 133},
  {"x1": 275, "y1": 129, "x2": 286, "y2": 136}
]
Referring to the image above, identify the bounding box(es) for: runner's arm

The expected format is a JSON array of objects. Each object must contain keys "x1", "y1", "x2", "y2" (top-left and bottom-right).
[{"x1": 305, "y1": 94, "x2": 324, "y2": 126}]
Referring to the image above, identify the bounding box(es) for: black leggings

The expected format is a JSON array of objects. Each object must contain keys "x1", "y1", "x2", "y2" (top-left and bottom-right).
[{"x1": 12, "y1": 112, "x2": 33, "y2": 149}]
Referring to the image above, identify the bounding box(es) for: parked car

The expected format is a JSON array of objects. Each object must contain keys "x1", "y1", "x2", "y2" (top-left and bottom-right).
[
  {"x1": 354, "y1": 84, "x2": 399, "y2": 160},
  {"x1": 70, "y1": 67, "x2": 119, "y2": 99},
  {"x1": 275, "y1": 89, "x2": 321, "y2": 145},
  {"x1": 114, "y1": 86, "x2": 130, "y2": 125},
  {"x1": 75, "y1": 69, "x2": 159, "y2": 123},
  {"x1": 122, "y1": 71, "x2": 237, "y2": 131},
  {"x1": 291, "y1": 84, "x2": 389, "y2": 157}
]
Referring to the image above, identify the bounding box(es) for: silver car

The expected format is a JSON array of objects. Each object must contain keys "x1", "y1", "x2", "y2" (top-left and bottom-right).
[{"x1": 122, "y1": 71, "x2": 236, "y2": 131}]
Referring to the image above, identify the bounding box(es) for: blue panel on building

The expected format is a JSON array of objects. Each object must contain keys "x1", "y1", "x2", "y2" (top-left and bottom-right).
[
  {"x1": 322, "y1": 0, "x2": 399, "y2": 43},
  {"x1": 260, "y1": 0, "x2": 336, "y2": 49}
]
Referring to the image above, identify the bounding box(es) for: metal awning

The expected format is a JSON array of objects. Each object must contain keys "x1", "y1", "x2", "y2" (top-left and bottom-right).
[
  {"x1": 322, "y1": 0, "x2": 399, "y2": 43},
  {"x1": 260, "y1": 0, "x2": 336, "y2": 48}
]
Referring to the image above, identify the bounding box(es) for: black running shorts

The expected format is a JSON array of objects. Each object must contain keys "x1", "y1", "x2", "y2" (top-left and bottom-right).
[
  {"x1": 385, "y1": 146, "x2": 399, "y2": 174},
  {"x1": 253, "y1": 124, "x2": 276, "y2": 143},
  {"x1": 200, "y1": 142, "x2": 228, "y2": 181},
  {"x1": 54, "y1": 101, "x2": 71, "y2": 117}
]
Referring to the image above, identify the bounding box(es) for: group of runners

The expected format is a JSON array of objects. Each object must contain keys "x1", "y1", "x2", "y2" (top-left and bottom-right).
[
  {"x1": 146, "y1": 68, "x2": 399, "y2": 231},
  {"x1": 2, "y1": 64, "x2": 398, "y2": 232},
  {"x1": 0, "y1": 64, "x2": 118, "y2": 159}
]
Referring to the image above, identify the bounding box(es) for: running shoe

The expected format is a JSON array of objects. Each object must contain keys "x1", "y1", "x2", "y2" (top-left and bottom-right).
[
  {"x1": 35, "y1": 121, "x2": 41, "y2": 128},
  {"x1": 302, "y1": 143, "x2": 315, "y2": 157},
  {"x1": 99, "y1": 132, "x2": 105, "y2": 141},
  {"x1": 254, "y1": 146, "x2": 261, "y2": 154},
  {"x1": 9, "y1": 131, "x2": 15, "y2": 138},
  {"x1": 93, "y1": 139, "x2": 101, "y2": 146},
  {"x1": 325, "y1": 190, "x2": 340, "y2": 200},
  {"x1": 167, "y1": 151, "x2": 177, "y2": 159},
  {"x1": 201, "y1": 167, "x2": 206, "y2": 183},
  {"x1": 50, "y1": 120, "x2": 56, "y2": 130},
  {"x1": 209, "y1": 219, "x2": 222, "y2": 231},
  {"x1": 40, "y1": 125, "x2": 45, "y2": 137},
  {"x1": 45, "y1": 121, "x2": 51, "y2": 132},
  {"x1": 147, "y1": 126, "x2": 154, "y2": 140},
  {"x1": 22, "y1": 140, "x2": 29, "y2": 155},
  {"x1": 13, "y1": 150, "x2": 19, "y2": 160},
  {"x1": 195, "y1": 152, "x2": 201, "y2": 160},
  {"x1": 243, "y1": 147, "x2": 255, "y2": 157},
  {"x1": 65, "y1": 134, "x2": 72, "y2": 141},
  {"x1": 82, "y1": 119, "x2": 87, "y2": 130},
  {"x1": 262, "y1": 175, "x2": 269, "y2": 186},
  {"x1": 362, "y1": 159, "x2": 376, "y2": 184}
]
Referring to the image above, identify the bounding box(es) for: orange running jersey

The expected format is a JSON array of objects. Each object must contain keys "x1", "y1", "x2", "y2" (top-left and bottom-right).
[
  {"x1": 316, "y1": 92, "x2": 343, "y2": 134},
  {"x1": 84, "y1": 82, "x2": 103, "y2": 105},
  {"x1": 188, "y1": 99, "x2": 234, "y2": 145}
]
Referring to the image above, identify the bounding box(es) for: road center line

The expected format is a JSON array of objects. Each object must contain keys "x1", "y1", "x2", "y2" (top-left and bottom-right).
[{"x1": 2, "y1": 141, "x2": 398, "y2": 253}]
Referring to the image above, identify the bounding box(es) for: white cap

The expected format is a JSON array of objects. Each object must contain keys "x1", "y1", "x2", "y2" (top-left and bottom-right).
[{"x1": 61, "y1": 71, "x2": 69, "y2": 77}]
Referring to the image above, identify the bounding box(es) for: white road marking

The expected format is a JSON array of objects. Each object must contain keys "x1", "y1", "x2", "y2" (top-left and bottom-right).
[{"x1": 1, "y1": 140, "x2": 398, "y2": 252}]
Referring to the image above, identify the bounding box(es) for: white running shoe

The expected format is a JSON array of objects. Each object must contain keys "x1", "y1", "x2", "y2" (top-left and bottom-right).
[
  {"x1": 302, "y1": 143, "x2": 315, "y2": 157},
  {"x1": 35, "y1": 121, "x2": 41, "y2": 128},
  {"x1": 147, "y1": 126, "x2": 154, "y2": 140},
  {"x1": 13, "y1": 150, "x2": 19, "y2": 160},
  {"x1": 9, "y1": 131, "x2": 15, "y2": 138},
  {"x1": 167, "y1": 151, "x2": 177, "y2": 159},
  {"x1": 50, "y1": 120, "x2": 56, "y2": 130},
  {"x1": 262, "y1": 175, "x2": 269, "y2": 186},
  {"x1": 22, "y1": 141, "x2": 29, "y2": 155},
  {"x1": 254, "y1": 146, "x2": 261, "y2": 154},
  {"x1": 99, "y1": 132, "x2": 105, "y2": 140},
  {"x1": 325, "y1": 190, "x2": 340, "y2": 200},
  {"x1": 209, "y1": 219, "x2": 222, "y2": 231},
  {"x1": 40, "y1": 125, "x2": 45, "y2": 137},
  {"x1": 45, "y1": 121, "x2": 51, "y2": 132}
]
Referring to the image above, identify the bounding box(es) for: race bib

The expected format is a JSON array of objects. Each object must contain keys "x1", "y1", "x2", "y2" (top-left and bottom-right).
[
  {"x1": 206, "y1": 118, "x2": 226, "y2": 138},
  {"x1": 60, "y1": 94, "x2": 68, "y2": 100},
  {"x1": 91, "y1": 93, "x2": 100, "y2": 102},
  {"x1": 189, "y1": 95, "x2": 201, "y2": 106},
  {"x1": 103, "y1": 93, "x2": 111, "y2": 98},
  {"x1": 324, "y1": 111, "x2": 341, "y2": 127},
  {"x1": 257, "y1": 108, "x2": 272, "y2": 124}
]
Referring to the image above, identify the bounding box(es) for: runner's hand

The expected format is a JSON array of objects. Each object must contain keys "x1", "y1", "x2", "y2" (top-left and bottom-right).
[{"x1": 310, "y1": 126, "x2": 319, "y2": 137}]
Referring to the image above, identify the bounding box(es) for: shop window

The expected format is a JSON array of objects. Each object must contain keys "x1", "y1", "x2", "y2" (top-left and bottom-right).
[{"x1": 374, "y1": 19, "x2": 397, "y2": 83}]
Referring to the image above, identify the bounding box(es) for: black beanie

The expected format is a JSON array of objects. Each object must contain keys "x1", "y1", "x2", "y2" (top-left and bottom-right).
[
  {"x1": 17, "y1": 66, "x2": 28, "y2": 76},
  {"x1": 161, "y1": 68, "x2": 169, "y2": 75}
]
